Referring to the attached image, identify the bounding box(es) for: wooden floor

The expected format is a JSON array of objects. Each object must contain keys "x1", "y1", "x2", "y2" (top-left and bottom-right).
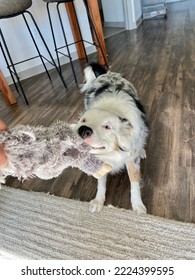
[
  {"x1": 0, "y1": 0, "x2": 194, "y2": 223},
  {"x1": 103, "y1": 26, "x2": 126, "y2": 38}
]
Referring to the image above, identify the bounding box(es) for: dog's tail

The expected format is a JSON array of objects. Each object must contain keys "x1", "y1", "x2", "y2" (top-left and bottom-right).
[
  {"x1": 81, "y1": 62, "x2": 107, "y2": 93},
  {"x1": 89, "y1": 62, "x2": 107, "y2": 77}
]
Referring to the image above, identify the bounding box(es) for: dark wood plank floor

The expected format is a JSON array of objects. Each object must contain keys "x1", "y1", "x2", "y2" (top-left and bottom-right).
[{"x1": 0, "y1": 0, "x2": 194, "y2": 223}]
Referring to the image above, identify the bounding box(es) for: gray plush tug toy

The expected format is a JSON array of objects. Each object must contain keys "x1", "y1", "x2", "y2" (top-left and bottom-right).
[{"x1": 0, "y1": 121, "x2": 111, "y2": 187}]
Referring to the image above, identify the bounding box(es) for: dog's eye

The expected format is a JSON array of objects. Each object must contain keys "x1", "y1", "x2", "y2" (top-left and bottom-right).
[
  {"x1": 104, "y1": 124, "x2": 111, "y2": 130},
  {"x1": 81, "y1": 118, "x2": 86, "y2": 123}
]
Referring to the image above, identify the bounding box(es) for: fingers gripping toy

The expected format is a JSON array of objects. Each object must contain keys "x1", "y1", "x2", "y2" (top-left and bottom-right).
[{"x1": 0, "y1": 121, "x2": 111, "y2": 187}]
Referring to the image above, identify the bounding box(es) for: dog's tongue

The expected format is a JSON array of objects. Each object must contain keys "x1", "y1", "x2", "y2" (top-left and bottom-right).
[
  {"x1": 83, "y1": 138, "x2": 105, "y2": 151},
  {"x1": 83, "y1": 137, "x2": 93, "y2": 144}
]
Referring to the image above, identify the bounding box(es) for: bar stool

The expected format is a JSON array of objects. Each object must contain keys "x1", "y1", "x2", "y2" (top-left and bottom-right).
[
  {"x1": 0, "y1": 0, "x2": 67, "y2": 105},
  {"x1": 43, "y1": 0, "x2": 108, "y2": 84}
]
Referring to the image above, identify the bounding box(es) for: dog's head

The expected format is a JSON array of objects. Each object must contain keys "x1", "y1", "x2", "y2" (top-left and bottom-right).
[{"x1": 75, "y1": 108, "x2": 132, "y2": 155}]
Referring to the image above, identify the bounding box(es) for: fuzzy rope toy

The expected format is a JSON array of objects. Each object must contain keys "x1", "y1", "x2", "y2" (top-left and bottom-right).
[{"x1": 0, "y1": 121, "x2": 111, "y2": 187}]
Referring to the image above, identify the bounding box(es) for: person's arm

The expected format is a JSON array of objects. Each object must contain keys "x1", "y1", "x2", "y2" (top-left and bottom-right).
[{"x1": 0, "y1": 120, "x2": 8, "y2": 167}]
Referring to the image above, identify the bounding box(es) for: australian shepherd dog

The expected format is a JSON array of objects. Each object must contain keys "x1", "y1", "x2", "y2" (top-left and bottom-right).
[{"x1": 75, "y1": 63, "x2": 148, "y2": 214}]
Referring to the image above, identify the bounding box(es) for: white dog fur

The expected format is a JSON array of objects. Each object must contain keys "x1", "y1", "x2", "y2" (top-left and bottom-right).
[{"x1": 75, "y1": 63, "x2": 148, "y2": 214}]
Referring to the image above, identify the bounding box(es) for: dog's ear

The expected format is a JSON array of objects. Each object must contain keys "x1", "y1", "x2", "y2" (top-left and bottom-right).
[{"x1": 116, "y1": 118, "x2": 132, "y2": 151}]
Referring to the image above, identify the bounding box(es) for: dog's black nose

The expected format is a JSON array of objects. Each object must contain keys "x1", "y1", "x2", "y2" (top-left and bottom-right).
[{"x1": 78, "y1": 125, "x2": 93, "y2": 139}]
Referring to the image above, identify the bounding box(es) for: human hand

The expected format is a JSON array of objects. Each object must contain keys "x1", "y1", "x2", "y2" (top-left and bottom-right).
[{"x1": 0, "y1": 120, "x2": 8, "y2": 168}]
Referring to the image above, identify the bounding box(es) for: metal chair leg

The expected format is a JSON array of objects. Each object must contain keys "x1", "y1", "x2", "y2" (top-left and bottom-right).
[
  {"x1": 57, "y1": 3, "x2": 78, "y2": 84},
  {"x1": 46, "y1": 3, "x2": 62, "y2": 73},
  {"x1": 22, "y1": 13, "x2": 51, "y2": 81},
  {"x1": 0, "y1": 41, "x2": 19, "y2": 94},
  {"x1": 0, "y1": 28, "x2": 29, "y2": 105},
  {"x1": 83, "y1": 0, "x2": 108, "y2": 69},
  {"x1": 25, "y1": 10, "x2": 67, "y2": 89},
  {"x1": 71, "y1": 1, "x2": 88, "y2": 63}
]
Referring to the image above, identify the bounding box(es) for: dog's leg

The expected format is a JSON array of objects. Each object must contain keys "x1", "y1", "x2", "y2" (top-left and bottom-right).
[
  {"x1": 126, "y1": 159, "x2": 147, "y2": 214},
  {"x1": 89, "y1": 174, "x2": 107, "y2": 212}
]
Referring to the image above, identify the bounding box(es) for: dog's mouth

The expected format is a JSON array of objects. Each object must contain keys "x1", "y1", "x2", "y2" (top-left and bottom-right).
[
  {"x1": 89, "y1": 145, "x2": 106, "y2": 154},
  {"x1": 83, "y1": 136, "x2": 106, "y2": 152},
  {"x1": 91, "y1": 146, "x2": 106, "y2": 150}
]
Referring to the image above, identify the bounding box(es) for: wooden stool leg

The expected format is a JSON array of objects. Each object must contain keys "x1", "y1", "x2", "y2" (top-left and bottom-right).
[
  {"x1": 0, "y1": 70, "x2": 17, "y2": 105},
  {"x1": 65, "y1": 0, "x2": 108, "y2": 65},
  {"x1": 87, "y1": 0, "x2": 108, "y2": 66},
  {"x1": 65, "y1": 2, "x2": 87, "y2": 60}
]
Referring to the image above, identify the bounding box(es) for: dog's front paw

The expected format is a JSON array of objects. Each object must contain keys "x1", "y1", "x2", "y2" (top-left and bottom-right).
[
  {"x1": 89, "y1": 199, "x2": 104, "y2": 213},
  {"x1": 132, "y1": 202, "x2": 147, "y2": 214}
]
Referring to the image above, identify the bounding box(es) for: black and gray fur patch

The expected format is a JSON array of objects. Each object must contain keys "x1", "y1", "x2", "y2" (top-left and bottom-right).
[
  {"x1": 134, "y1": 99, "x2": 146, "y2": 115},
  {"x1": 95, "y1": 82, "x2": 110, "y2": 97},
  {"x1": 83, "y1": 64, "x2": 148, "y2": 128},
  {"x1": 89, "y1": 62, "x2": 107, "y2": 77},
  {"x1": 118, "y1": 116, "x2": 133, "y2": 128}
]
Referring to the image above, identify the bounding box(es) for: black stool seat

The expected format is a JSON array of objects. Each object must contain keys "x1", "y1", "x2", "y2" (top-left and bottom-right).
[{"x1": 0, "y1": 0, "x2": 32, "y2": 18}]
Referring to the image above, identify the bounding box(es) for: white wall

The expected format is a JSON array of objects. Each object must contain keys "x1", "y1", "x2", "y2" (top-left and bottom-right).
[
  {"x1": 124, "y1": 0, "x2": 142, "y2": 30},
  {"x1": 0, "y1": 0, "x2": 94, "y2": 83},
  {"x1": 133, "y1": 0, "x2": 142, "y2": 22},
  {"x1": 99, "y1": 0, "x2": 142, "y2": 29},
  {"x1": 166, "y1": 0, "x2": 182, "y2": 2},
  {"x1": 101, "y1": 0, "x2": 124, "y2": 23}
]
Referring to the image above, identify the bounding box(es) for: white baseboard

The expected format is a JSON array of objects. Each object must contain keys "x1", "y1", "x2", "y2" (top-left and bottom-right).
[
  {"x1": 136, "y1": 16, "x2": 143, "y2": 27},
  {"x1": 104, "y1": 21, "x2": 125, "y2": 28},
  {"x1": 166, "y1": 0, "x2": 182, "y2": 3}
]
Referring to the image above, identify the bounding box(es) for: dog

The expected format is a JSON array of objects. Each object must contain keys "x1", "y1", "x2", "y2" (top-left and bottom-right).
[{"x1": 75, "y1": 63, "x2": 148, "y2": 214}]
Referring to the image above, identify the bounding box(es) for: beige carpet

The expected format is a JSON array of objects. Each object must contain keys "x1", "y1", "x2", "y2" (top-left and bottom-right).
[{"x1": 0, "y1": 186, "x2": 194, "y2": 259}]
